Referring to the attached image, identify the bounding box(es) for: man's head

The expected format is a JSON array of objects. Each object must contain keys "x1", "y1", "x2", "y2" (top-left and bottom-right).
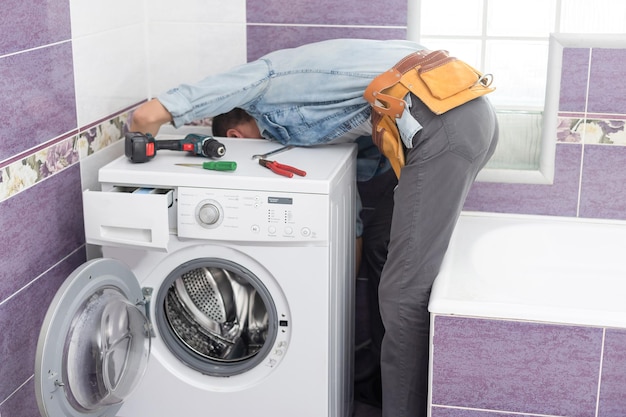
[{"x1": 212, "y1": 108, "x2": 262, "y2": 139}]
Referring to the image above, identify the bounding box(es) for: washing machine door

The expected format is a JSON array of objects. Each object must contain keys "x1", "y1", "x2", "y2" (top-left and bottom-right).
[{"x1": 35, "y1": 258, "x2": 151, "y2": 417}]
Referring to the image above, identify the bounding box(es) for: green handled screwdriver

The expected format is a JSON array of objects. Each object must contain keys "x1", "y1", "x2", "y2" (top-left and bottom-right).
[{"x1": 176, "y1": 161, "x2": 237, "y2": 171}]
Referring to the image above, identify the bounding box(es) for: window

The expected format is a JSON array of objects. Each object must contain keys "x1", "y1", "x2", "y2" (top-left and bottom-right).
[{"x1": 408, "y1": 0, "x2": 626, "y2": 183}]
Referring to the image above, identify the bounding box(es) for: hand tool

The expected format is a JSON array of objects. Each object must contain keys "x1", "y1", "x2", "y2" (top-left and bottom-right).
[
  {"x1": 176, "y1": 161, "x2": 237, "y2": 171},
  {"x1": 258, "y1": 159, "x2": 306, "y2": 178},
  {"x1": 125, "y1": 132, "x2": 226, "y2": 163},
  {"x1": 251, "y1": 145, "x2": 294, "y2": 160}
]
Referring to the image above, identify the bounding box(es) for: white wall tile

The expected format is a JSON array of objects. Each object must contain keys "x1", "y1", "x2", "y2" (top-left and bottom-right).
[
  {"x1": 147, "y1": 22, "x2": 246, "y2": 97},
  {"x1": 147, "y1": 0, "x2": 245, "y2": 23},
  {"x1": 69, "y1": 0, "x2": 144, "y2": 38},
  {"x1": 487, "y1": 0, "x2": 556, "y2": 37},
  {"x1": 560, "y1": 0, "x2": 626, "y2": 33},
  {"x1": 73, "y1": 24, "x2": 148, "y2": 127},
  {"x1": 420, "y1": 0, "x2": 483, "y2": 36}
]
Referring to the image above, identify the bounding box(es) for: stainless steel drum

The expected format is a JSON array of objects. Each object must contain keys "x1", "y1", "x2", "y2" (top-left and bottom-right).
[{"x1": 163, "y1": 266, "x2": 269, "y2": 363}]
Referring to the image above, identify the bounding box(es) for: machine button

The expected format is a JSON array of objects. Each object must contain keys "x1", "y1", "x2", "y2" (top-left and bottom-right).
[
  {"x1": 251, "y1": 225, "x2": 260, "y2": 233},
  {"x1": 197, "y1": 203, "x2": 221, "y2": 226},
  {"x1": 284, "y1": 226, "x2": 293, "y2": 235},
  {"x1": 301, "y1": 227, "x2": 311, "y2": 237},
  {"x1": 268, "y1": 226, "x2": 277, "y2": 235}
]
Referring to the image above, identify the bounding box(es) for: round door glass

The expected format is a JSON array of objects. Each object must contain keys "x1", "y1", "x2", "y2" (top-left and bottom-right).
[{"x1": 64, "y1": 286, "x2": 150, "y2": 411}]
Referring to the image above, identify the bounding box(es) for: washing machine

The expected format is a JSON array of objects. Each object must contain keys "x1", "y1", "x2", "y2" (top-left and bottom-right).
[{"x1": 35, "y1": 137, "x2": 356, "y2": 417}]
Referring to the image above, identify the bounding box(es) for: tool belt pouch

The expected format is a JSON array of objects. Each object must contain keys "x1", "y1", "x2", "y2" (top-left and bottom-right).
[
  {"x1": 364, "y1": 50, "x2": 495, "y2": 177},
  {"x1": 371, "y1": 110, "x2": 404, "y2": 178}
]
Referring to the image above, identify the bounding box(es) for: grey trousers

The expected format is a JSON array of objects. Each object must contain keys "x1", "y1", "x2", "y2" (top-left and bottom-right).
[{"x1": 379, "y1": 94, "x2": 499, "y2": 417}]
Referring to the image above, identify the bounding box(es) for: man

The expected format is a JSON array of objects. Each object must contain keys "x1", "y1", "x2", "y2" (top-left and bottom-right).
[{"x1": 130, "y1": 38, "x2": 499, "y2": 417}]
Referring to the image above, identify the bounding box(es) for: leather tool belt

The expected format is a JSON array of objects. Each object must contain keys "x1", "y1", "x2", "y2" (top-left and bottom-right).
[{"x1": 364, "y1": 49, "x2": 495, "y2": 178}]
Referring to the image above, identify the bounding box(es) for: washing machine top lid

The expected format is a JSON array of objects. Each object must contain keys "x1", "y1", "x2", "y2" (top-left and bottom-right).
[{"x1": 99, "y1": 137, "x2": 356, "y2": 193}]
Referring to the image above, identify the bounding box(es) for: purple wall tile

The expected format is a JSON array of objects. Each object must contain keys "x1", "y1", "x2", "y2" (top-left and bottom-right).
[
  {"x1": 433, "y1": 409, "x2": 533, "y2": 417},
  {"x1": 559, "y1": 48, "x2": 590, "y2": 113},
  {"x1": 0, "y1": 249, "x2": 85, "y2": 404},
  {"x1": 587, "y1": 49, "x2": 626, "y2": 114},
  {"x1": 0, "y1": 0, "x2": 71, "y2": 56},
  {"x1": 464, "y1": 143, "x2": 581, "y2": 216},
  {"x1": 598, "y1": 329, "x2": 626, "y2": 416},
  {"x1": 246, "y1": 26, "x2": 407, "y2": 62},
  {"x1": 0, "y1": 43, "x2": 77, "y2": 163},
  {"x1": 0, "y1": 164, "x2": 85, "y2": 302},
  {"x1": 579, "y1": 145, "x2": 626, "y2": 220},
  {"x1": 432, "y1": 316, "x2": 602, "y2": 416},
  {"x1": 0, "y1": 379, "x2": 40, "y2": 417},
  {"x1": 247, "y1": 0, "x2": 406, "y2": 26}
]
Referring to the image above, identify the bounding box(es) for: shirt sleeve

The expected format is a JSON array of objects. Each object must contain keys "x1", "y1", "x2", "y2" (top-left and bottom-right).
[{"x1": 157, "y1": 60, "x2": 271, "y2": 127}]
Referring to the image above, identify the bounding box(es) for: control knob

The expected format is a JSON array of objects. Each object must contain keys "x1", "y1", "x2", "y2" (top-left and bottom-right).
[{"x1": 196, "y1": 201, "x2": 222, "y2": 227}]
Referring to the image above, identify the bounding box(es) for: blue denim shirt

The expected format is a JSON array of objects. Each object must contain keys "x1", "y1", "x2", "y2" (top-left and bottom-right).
[
  {"x1": 159, "y1": 39, "x2": 424, "y2": 152},
  {"x1": 158, "y1": 39, "x2": 426, "y2": 235}
]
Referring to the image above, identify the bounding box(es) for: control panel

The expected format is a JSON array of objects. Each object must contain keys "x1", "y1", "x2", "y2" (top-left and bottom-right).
[{"x1": 177, "y1": 186, "x2": 330, "y2": 242}]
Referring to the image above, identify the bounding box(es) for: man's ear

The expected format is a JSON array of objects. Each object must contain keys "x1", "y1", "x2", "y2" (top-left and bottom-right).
[{"x1": 225, "y1": 128, "x2": 245, "y2": 138}]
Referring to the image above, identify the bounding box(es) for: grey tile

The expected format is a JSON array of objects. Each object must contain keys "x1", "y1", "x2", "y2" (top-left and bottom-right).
[
  {"x1": 588, "y1": 48, "x2": 626, "y2": 114},
  {"x1": 246, "y1": 26, "x2": 407, "y2": 62},
  {"x1": 432, "y1": 408, "x2": 534, "y2": 417},
  {"x1": 0, "y1": 378, "x2": 40, "y2": 417},
  {"x1": 0, "y1": 165, "x2": 85, "y2": 301},
  {"x1": 0, "y1": 43, "x2": 77, "y2": 162},
  {"x1": 432, "y1": 316, "x2": 602, "y2": 416},
  {"x1": 0, "y1": 249, "x2": 85, "y2": 402},
  {"x1": 559, "y1": 48, "x2": 591, "y2": 113},
  {"x1": 598, "y1": 329, "x2": 626, "y2": 416},
  {"x1": 579, "y1": 145, "x2": 626, "y2": 220},
  {"x1": 247, "y1": 0, "x2": 406, "y2": 26},
  {"x1": 0, "y1": 0, "x2": 70, "y2": 56},
  {"x1": 464, "y1": 143, "x2": 581, "y2": 216}
]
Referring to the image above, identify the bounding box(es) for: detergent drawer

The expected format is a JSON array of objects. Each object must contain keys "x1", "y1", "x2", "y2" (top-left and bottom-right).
[{"x1": 83, "y1": 187, "x2": 174, "y2": 250}]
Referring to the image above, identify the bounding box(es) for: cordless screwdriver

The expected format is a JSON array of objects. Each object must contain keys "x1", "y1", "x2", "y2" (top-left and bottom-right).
[{"x1": 125, "y1": 132, "x2": 226, "y2": 163}]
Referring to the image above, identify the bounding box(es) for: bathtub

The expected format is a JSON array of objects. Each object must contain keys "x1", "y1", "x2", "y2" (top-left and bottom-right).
[
  {"x1": 428, "y1": 212, "x2": 626, "y2": 416},
  {"x1": 429, "y1": 211, "x2": 626, "y2": 328}
]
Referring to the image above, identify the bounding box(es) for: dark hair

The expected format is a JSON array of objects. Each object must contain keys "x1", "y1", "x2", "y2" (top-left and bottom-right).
[{"x1": 212, "y1": 108, "x2": 255, "y2": 137}]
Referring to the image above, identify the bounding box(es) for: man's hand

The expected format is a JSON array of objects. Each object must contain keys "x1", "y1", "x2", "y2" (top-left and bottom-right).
[{"x1": 130, "y1": 99, "x2": 173, "y2": 136}]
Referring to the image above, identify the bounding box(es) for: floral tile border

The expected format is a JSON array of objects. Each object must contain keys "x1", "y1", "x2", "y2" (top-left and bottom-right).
[
  {"x1": 77, "y1": 111, "x2": 131, "y2": 158},
  {"x1": 0, "y1": 111, "x2": 132, "y2": 203},
  {"x1": 557, "y1": 115, "x2": 626, "y2": 145}
]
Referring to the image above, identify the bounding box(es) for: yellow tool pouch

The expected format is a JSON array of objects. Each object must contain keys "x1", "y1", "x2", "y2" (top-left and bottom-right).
[{"x1": 364, "y1": 50, "x2": 495, "y2": 177}]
